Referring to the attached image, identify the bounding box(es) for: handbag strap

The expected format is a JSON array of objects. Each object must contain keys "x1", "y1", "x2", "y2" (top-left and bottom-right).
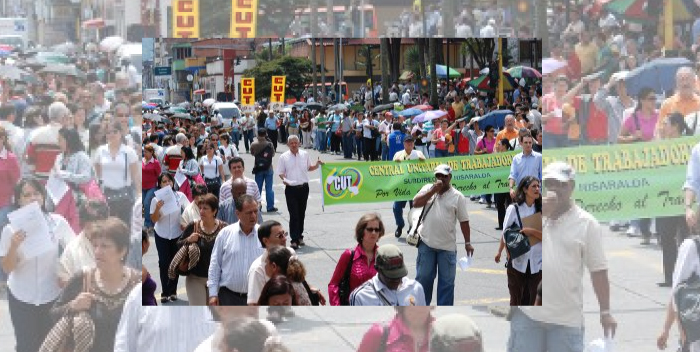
[
  {"x1": 513, "y1": 204, "x2": 523, "y2": 228},
  {"x1": 415, "y1": 195, "x2": 436, "y2": 232},
  {"x1": 342, "y1": 249, "x2": 355, "y2": 285},
  {"x1": 371, "y1": 281, "x2": 395, "y2": 306}
]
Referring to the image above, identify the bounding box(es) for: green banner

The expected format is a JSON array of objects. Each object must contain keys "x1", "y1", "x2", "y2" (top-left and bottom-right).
[
  {"x1": 543, "y1": 136, "x2": 700, "y2": 222},
  {"x1": 321, "y1": 153, "x2": 517, "y2": 206}
]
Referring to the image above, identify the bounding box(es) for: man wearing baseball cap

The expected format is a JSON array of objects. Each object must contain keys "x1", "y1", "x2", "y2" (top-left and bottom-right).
[
  {"x1": 412, "y1": 164, "x2": 471, "y2": 306},
  {"x1": 392, "y1": 135, "x2": 426, "y2": 238},
  {"x1": 510, "y1": 161, "x2": 616, "y2": 352},
  {"x1": 430, "y1": 314, "x2": 484, "y2": 352},
  {"x1": 349, "y1": 244, "x2": 426, "y2": 306}
]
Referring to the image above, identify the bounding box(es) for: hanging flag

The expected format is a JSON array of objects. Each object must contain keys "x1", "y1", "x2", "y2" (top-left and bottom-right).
[
  {"x1": 270, "y1": 76, "x2": 286, "y2": 111},
  {"x1": 172, "y1": 0, "x2": 199, "y2": 38},
  {"x1": 241, "y1": 77, "x2": 255, "y2": 113},
  {"x1": 230, "y1": 0, "x2": 258, "y2": 38}
]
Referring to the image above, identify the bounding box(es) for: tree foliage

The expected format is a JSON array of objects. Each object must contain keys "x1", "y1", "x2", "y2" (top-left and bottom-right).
[
  {"x1": 242, "y1": 56, "x2": 313, "y2": 100},
  {"x1": 461, "y1": 38, "x2": 496, "y2": 69}
]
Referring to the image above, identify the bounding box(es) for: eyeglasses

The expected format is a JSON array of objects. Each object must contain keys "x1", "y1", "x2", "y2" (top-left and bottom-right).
[
  {"x1": 365, "y1": 227, "x2": 382, "y2": 233},
  {"x1": 274, "y1": 231, "x2": 288, "y2": 239}
]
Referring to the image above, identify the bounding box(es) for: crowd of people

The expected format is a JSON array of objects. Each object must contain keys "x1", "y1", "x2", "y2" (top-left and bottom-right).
[
  {"x1": 0, "y1": 42, "x2": 143, "y2": 352},
  {"x1": 139, "y1": 63, "x2": 544, "y2": 311},
  {"x1": 532, "y1": 2, "x2": 700, "y2": 352}
]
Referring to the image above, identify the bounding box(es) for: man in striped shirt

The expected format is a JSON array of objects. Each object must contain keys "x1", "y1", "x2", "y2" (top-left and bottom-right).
[
  {"x1": 219, "y1": 156, "x2": 261, "y2": 204},
  {"x1": 208, "y1": 195, "x2": 264, "y2": 306}
]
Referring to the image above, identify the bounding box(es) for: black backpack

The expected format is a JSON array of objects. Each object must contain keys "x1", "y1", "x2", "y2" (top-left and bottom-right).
[
  {"x1": 674, "y1": 237, "x2": 700, "y2": 346},
  {"x1": 252, "y1": 143, "x2": 274, "y2": 174}
]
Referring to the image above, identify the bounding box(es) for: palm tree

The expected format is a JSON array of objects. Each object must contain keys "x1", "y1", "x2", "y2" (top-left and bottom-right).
[
  {"x1": 428, "y1": 38, "x2": 438, "y2": 107},
  {"x1": 404, "y1": 46, "x2": 421, "y2": 80}
]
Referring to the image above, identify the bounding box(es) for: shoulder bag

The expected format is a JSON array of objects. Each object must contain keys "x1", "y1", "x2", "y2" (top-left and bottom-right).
[
  {"x1": 674, "y1": 237, "x2": 700, "y2": 345},
  {"x1": 337, "y1": 249, "x2": 355, "y2": 306},
  {"x1": 406, "y1": 195, "x2": 436, "y2": 247},
  {"x1": 503, "y1": 205, "x2": 531, "y2": 259}
]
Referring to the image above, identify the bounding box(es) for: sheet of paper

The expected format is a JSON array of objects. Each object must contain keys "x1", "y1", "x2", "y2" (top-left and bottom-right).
[
  {"x1": 520, "y1": 212, "x2": 542, "y2": 245},
  {"x1": 154, "y1": 187, "x2": 180, "y2": 215},
  {"x1": 174, "y1": 171, "x2": 187, "y2": 187},
  {"x1": 46, "y1": 174, "x2": 69, "y2": 204},
  {"x1": 7, "y1": 202, "x2": 53, "y2": 259},
  {"x1": 458, "y1": 256, "x2": 472, "y2": 271}
]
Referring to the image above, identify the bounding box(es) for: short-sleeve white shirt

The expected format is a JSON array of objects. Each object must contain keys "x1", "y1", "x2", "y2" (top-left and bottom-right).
[
  {"x1": 92, "y1": 144, "x2": 138, "y2": 189},
  {"x1": 413, "y1": 184, "x2": 470, "y2": 252}
]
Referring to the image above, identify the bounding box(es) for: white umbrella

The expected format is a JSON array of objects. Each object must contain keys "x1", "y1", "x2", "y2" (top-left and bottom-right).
[
  {"x1": 100, "y1": 36, "x2": 124, "y2": 52},
  {"x1": 542, "y1": 58, "x2": 568, "y2": 76},
  {"x1": 413, "y1": 110, "x2": 447, "y2": 124},
  {"x1": 202, "y1": 98, "x2": 216, "y2": 107}
]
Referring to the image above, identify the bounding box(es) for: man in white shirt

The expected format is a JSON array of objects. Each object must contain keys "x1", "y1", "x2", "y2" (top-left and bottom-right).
[
  {"x1": 276, "y1": 135, "x2": 323, "y2": 249},
  {"x1": 246, "y1": 220, "x2": 296, "y2": 322},
  {"x1": 208, "y1": 195, "x2": 264, "y2": 306},
  {"x1": 114, "y1": 284, "x2": 216, "y2": 352},
  {"x1": 512, "y1": 162, "x2": 616, "y2": 352},
  {"x1": 350, "y1": 244, "x2": 426, "y2": 306},
  {"x1": 393, "y1": 136, "x2": 425, "y2": 238},
  {"x1": 378, "y1": 112, "x2": 393, "y2": 161},
  {"x1": 402, "y1": 89, "x2": 412, "y2": 106},
  {"x1": 412, "y1": 164, "x2": 472, "y2": 306},
  {"x1": 218, "y1": 156, "x2": 261, "y2": 204}
]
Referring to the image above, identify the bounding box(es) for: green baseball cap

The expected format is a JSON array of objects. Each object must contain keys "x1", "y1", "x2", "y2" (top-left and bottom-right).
[{"x1": 375, "y1": 244, "x2": 408, "y2": 279}]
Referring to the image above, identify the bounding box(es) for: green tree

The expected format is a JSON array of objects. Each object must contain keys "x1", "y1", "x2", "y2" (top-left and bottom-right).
[
  {"x1": 461, "y1": 38, "x2": 496, "y2": 69},
  {"x1": 242, "y1": 56, "x2": 313, "y2": 100}
]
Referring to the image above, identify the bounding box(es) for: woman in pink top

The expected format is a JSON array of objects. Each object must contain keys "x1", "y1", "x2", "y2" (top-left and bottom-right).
[
  {"x1": 357, "y1": 307, "x2": 435, "y2": 352},
  {"x1": 474, "y1": 125, "x2": 496, "y2": 154},
  {"x1": 328, "y1": 213, "x2": 383, "y2": 306},
  {"x1": 0, "y1": 126, "x2": 20, "y2": 227},
  {"x1": 618, "y1": 87, "x2": 659, "y2": 143}
]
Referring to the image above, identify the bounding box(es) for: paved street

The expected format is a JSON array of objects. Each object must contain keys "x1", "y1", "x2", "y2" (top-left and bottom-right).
[{"x1": 0, "y1": 141, "x2": 682, "y2": 351}]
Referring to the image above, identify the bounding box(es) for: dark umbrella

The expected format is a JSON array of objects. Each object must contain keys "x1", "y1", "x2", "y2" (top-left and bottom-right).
[
  {"x1": 473, "y1": 109, "x2": 513, "y2": 130},
  {"x1": 372, "y1": 104, "x2": 395, "y2": 113},
  {"x1": 172, "y1": 112, "x2": 194, "y2": 121},
  {"x1": 293, "y1": 102, "x2": 307, "y2": 108},
  {"x1": 624, "y1": 57, "x2": 694, "y2": 96},
  {"x1": 143, "y1": 113, "x2": 162, "y2": 122}
]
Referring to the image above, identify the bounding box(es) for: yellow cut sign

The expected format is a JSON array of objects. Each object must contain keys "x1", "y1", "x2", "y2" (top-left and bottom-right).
[
  {"x1": 230, "y1": 0, "x2": 258, "y2": 38},
  {"x1": 172, "y1": 0, "x2": 199, "y2": 38},
  {"x1": 240, "y1": 77, "x2": 255, "y2": 113},
  {"x1": 270, "y1": 76, "x2": 286, "y2": 102}
]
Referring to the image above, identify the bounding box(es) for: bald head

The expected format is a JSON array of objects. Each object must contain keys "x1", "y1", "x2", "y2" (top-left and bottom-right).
[
  {"x1": 231, "y1": 178, "x2": 248, "y2": 200},
  {"x1": 676, "y1": 66, "x2": 697, "y2": 95},
  {"x1": 505, "y1": 115, "x2": 516, "y2": 130}
]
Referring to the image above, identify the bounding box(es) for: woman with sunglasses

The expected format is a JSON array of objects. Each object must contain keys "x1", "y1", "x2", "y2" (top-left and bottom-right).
[
  {"x1": 328, "y1": 213, "x2": 383, "y2": 306},
  {"x1": 177, "y1": 193, "x2": 227, "y2": 305},
  {"x1": 200, "y1": 142, "x2": 225, "y2": 196},
  {"x1": 618, "y1": 87, "x2": 658, "y2": 144},
  {"x1": 93, "y1": 121, "x2": 140, "y2": 226}
]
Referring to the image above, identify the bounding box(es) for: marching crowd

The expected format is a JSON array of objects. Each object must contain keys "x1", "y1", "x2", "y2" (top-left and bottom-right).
[
  {"x1": 534, "y1": 2, "x2": 700, "y2": 352},
  {"x1": 0, "y1": 44, "x2": 143, "y2": 352}
]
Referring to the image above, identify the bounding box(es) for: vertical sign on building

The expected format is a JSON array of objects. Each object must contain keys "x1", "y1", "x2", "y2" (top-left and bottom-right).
[
  {"x1": 173, "y1": 0, "x2": 199, "y2": 38},
  {"x1": 269, "y1": 76, "x2": 286, "y2": 111},
  {"x1": 230, "y1": 0, "x2": 258, "y2": 38},
  {"x1": 240, "y1": 78, "x2": 255, "y2": 113}
]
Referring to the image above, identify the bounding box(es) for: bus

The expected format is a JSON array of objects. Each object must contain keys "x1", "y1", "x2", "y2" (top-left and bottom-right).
[
  {"x1": 305, "y1": 81, "x2": 349, "y2": 103},
  {"x1": 292, "y1": 5, "x2": 378, "y2": 37}
]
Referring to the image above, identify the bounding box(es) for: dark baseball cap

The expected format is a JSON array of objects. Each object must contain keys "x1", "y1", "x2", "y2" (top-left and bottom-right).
[
  {"x1": 403, "y1": 135, "x2": 415, "y2": 143},
  {"x1": 375, "y1": 244, "x2": 408, "y2": 279}
]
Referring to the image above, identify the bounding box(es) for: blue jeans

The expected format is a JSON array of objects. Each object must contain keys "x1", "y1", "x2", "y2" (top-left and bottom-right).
[
  {"x1": 393, "y1": 200, "x2": 413, "y2": 230},
  {"x1": 243, "y1": 129, "x2": 255, "y2": 152},
  {"x1": 381, "y1": 141, "x2": 390, "y2": 160},
  {"x1": 342, "y1": 132, "x2": 354, "y2": 158},
  {"x1": 255, "y1": 168, "x2": 275, "y2": 211},
  {"x1": 508, "y1": 309, "x2": 585, "y2": 352},
  {"x1": 481, "y1": 194, "x2": 492, "y2": 204},
  {"x1": 415, "y1": 241, "x2": 457, "y2": 305},
  {"x1": 435, "y1": 149, "x2": 449, "y2": 158},
  {"x1": 355, "y1": 136, "x2": 364, "y2": 159},
  {"x1": 317, "y1": 130, "x2": 327, "y2": 152},
  {"x1": 142, "y1": 188, "x2": 156, "y2": 229},
  {"x1": 231, "y1": 130, "x2": 241, "y2": 149}
]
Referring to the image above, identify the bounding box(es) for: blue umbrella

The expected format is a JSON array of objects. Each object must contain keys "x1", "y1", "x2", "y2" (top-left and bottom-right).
[
  {"x1": 473, "y1": 109, "x2": 513, "y2": 130},
  {"x1": 398, "y1": 108, "x2": 424, "y2": 117},
  {"x1": 625, "y1": 57, "x2": 693, "y2": 96},
  {"x1": 142, "y1": 103, "x2": 157, "y2": 110}
]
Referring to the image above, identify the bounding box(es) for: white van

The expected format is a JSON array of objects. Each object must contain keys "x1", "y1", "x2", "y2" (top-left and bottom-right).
[{"x1": 211, "y1": 102, "x2": 241, "y2": 127}]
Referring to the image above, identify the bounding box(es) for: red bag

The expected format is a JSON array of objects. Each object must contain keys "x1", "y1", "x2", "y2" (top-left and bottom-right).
[
  {"x1": 192, "y1": 174, "x2": 206, "y2": 186},
  {"x1": 79, "y1": 180, "x2": 106, "y2": 202}
]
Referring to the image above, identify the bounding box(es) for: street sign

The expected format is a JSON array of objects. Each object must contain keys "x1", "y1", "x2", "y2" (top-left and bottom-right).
[{"x1": 153, "y1": 67, "x2": 171, "y2": 76}]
